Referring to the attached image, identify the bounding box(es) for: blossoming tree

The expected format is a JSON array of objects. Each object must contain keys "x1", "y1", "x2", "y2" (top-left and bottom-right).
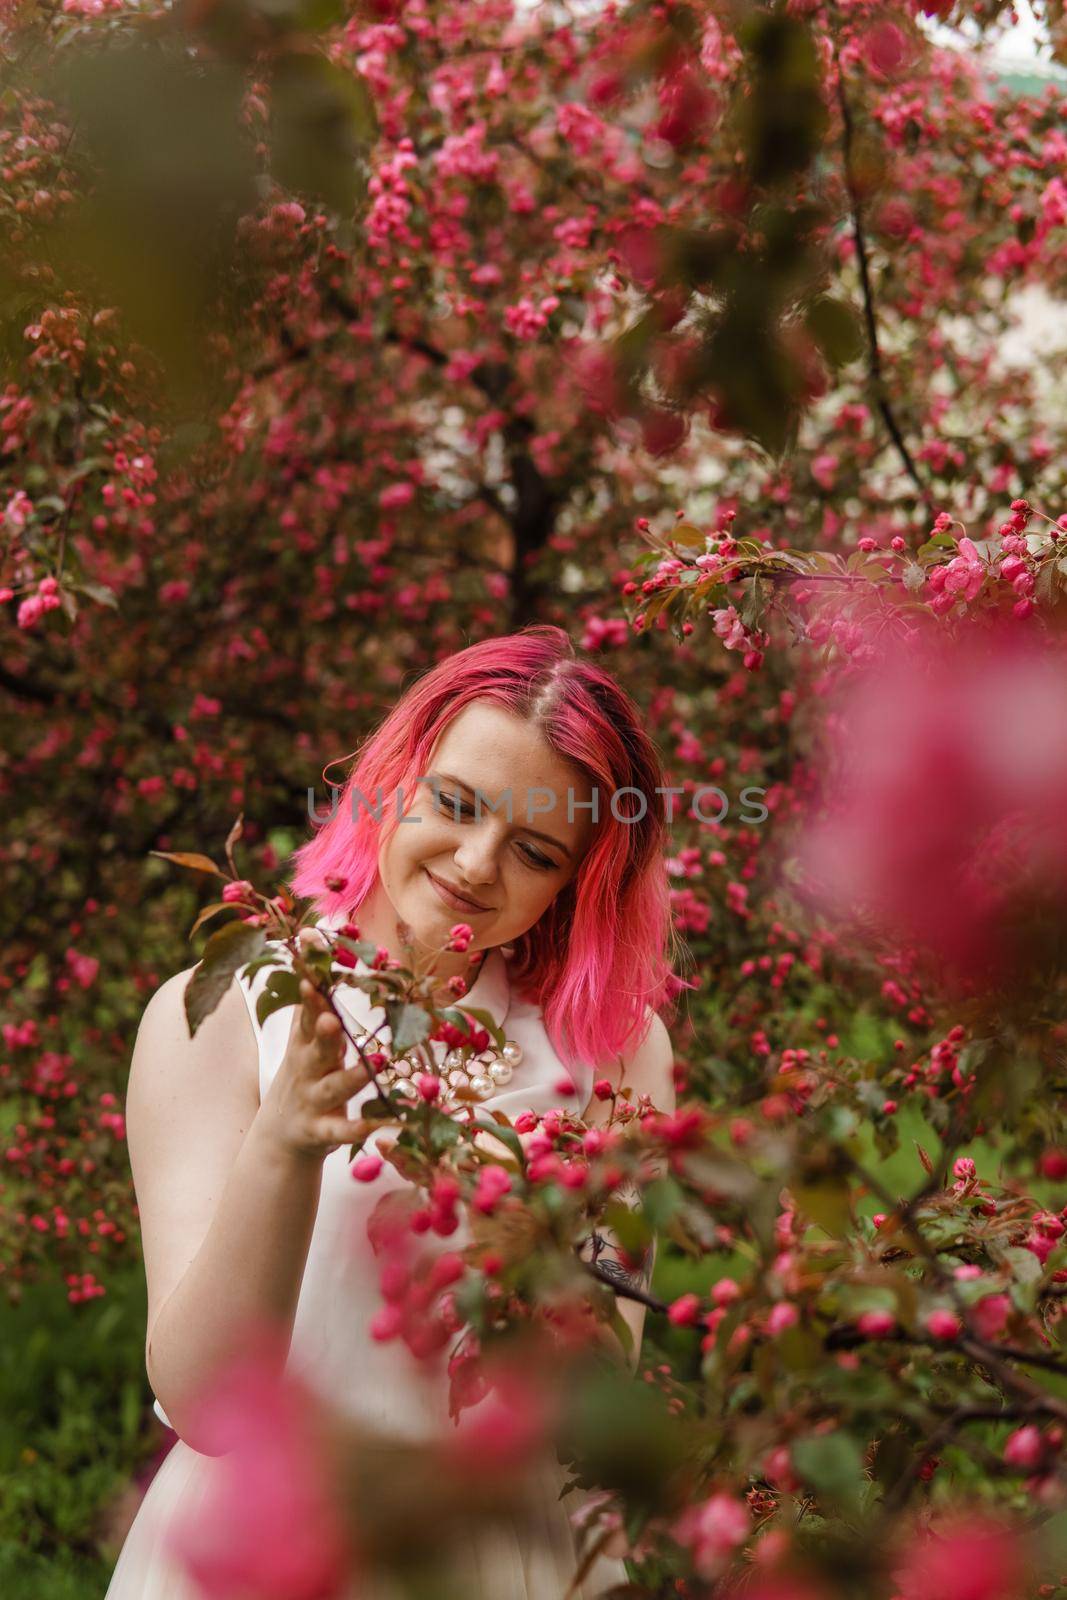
[{"x1": 2, "y1": 0, "x2": 1067, "y2": 1593}]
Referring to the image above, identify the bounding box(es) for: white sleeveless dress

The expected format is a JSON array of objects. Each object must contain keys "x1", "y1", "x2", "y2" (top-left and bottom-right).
[{"x1": 105, "y1": 922, "x2": 630, "y2": 1598}]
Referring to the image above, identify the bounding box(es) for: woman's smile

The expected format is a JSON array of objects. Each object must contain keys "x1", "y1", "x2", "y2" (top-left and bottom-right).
[{"x1": 424, "y1": 867, "x2": 494, "y2": 914}]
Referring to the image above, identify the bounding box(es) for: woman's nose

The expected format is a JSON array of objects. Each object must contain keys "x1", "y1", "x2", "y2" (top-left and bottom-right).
[{"x1": 452, "y1": 827, "x2": 499, "y2": 886}]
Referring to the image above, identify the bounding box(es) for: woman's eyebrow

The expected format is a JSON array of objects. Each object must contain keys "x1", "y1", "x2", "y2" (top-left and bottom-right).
[{"x1": 431, "y1": 770, "x2": 572, "y2": 859}]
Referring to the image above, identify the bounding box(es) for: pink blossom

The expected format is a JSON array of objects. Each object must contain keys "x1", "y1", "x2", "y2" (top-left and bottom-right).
[
  {"x1": 64, "y1": 948, "x2": 100, "y2": 989},
  {"x1": 16, "y1": 594, "x2": 45, "y2": 629},
  {"x1": 581, "y1": 615, "x2": 629, "y2": 651},
  {"x1": 569, "y1": 340, "x2": 629, "y2": 417},
  {"x1": 378, "y1": 481, "x2": 415, "y2": 509},
  {"x1": 929, "y1": 535, "x2": 985, "y2": 607},
  {"x1": 766, "y1": 1302, "x2": 799, "y2": 1336},
  {"x1": 761, "y1": 1445, "x2": 800, "y2": 1493},
  {"x1": 668, "y1": 1293, "x2": 701, "y2": 1327},
  {"x1": 3, "y1": 489, "x2": 32, "y2": 530},
  {"x1": 857, "y1": 1309, "x2": 896, "y2": 1339},
  {"x1": 1003, "y1": 1424, "x2": 1044, "y2": 1471},
  {"x1": 674, "y1": 1493, "x2": 750, "y2": 1579},
  {"x1": 972, "y1": 1293, "x2": 1011, "y2": 1340},
  {"x1": 925, "y1": 1309, "x2": 962, "y2": 1342},
  {"x1": 222, "y1": 880, "x2": 255, "y2": 903},
  {"x1": 350, "y1": 1153, "x2": 383, "y2": 1183},
  {"x1": 864, "y1": 21, "x2": 908, "y2": 76},
  {"x1": 895, "y1": 1516, "x2": 1028, "y2": 1600},
  {"x1": 711, "y1": 605, "x2": 749, "y2": 652},
  {"x1": 794, "y1": 620, "x2": 1067, "y2": 990},
  {"x1": 165, "y1": 1334, "x2": 353, "y2": 1599},
  {"x1": 473, "y1": 1164, "x2": 512, "y2": 1214},
  {"x1": 447, "y1": 1368, "x2": 550, "y2": 1472},
  {"x1": 810, "y1": 452, "x2": 838, "y2": 490},
  {"x1": 555, "y1": 102, "x2": 605, "y2": 157}
]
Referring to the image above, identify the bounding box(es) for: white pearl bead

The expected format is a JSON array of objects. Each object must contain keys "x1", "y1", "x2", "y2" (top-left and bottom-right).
[
  {"x1": 502, "y1": 1041, "x2": 524, "y2": 1068},
  {"x1": 445, "y1": 1048, "x2": 465, "y2": 1071},
  {"x1": 489, "y1": 1062, "x2": 513, "y2": 1085},
  {"x1": 470, "y1": 1075, "x2": 492, "y2": 1096}
]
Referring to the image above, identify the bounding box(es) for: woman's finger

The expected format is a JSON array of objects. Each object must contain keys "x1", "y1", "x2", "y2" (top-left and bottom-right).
[
  {"x1": 313, "y1": 1116, "x2": 365, "y2": 1149},
  {"x1": 297, "y1": 978, "x2": 323, "y2": 1042},
  {"x1": 312, "y1": 1010, "x2": 344, "y2": 1064},
  {"x1": 314, "y1": 1065, "x2": 369, "y2": 1110}
]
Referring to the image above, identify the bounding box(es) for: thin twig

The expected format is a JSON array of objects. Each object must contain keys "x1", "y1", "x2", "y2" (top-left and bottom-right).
[{"x1": 833, "y1": 44, "x2": 937, "y2": 518}]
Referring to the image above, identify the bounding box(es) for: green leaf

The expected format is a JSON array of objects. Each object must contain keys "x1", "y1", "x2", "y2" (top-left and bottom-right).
[
  {"x1": 805, "y1": 295, "x2": 864, "y2": 369},
  {"x1": 1035, "y1": 559, "x2": 1059, "y2": 606},
  {"x1": 75, "y1": 578, "x2": 119, "y2": 608},
  {"x1": 473, "y1": 1118, "x2": 525, "y2": 1163},
  {"x1": 149, "y1": 849, "x2": 225, "y2": 876},
  {"x1": 429, "y1": 1115, "x2": 461, "y2": 1154},
  {"x1": 360, "y1": 1097, "x2": 395, "y2": 1120},
  {"x1": 793, "y1": 1179, "x2": 853, "y2": 1240},
  {"x1": 185, "y1": 921, "x2": 267, "y2": 1035},
  {"x1": 916, "y1": 532, "x2": 957, "y2": 561},
  {"x1": 255, "y1": 967, "x2": 300, "y2": 1026},
  {"x1": 641, "y1": 1177, "x2": 684, "y2": 1230},
  {"x1": 871, "y1": 1429, "x2": 912, "y2": 1491},
  {"x1": 455, "y1": 1005, "x2": 505, "y2": 1049},
  {"x1": 670, "y1": 523, "x2": 707, "y2": 549},
  {"x1": 1001, "y1": 1245, "x2": 1044, "y2": 1285},
  {"x1": 386, "y1": 1001, "x2": 431, "y2": 1054},
  {"x1": 603, "y1": 1202, "x2": 653, "y2": 1258},
  {"x1": 270, "y1": 53, "x2": 377, "y2": 214},
  {"x1": 791, "y1": 1431, "x2": 866, "y2": 1513}
]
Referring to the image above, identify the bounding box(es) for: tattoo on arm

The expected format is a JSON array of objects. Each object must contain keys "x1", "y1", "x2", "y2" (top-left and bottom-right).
[{"x1": 590, "y1": 1230, "x2": 655, "y2": 1294}]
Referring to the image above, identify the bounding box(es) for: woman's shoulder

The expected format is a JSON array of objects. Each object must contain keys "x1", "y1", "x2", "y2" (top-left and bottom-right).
[
  {"x1": 125, "y1": 953, "x2": 262, "y2": 1132},
  {"x1": 614, "y1": 1009, "x2": 674, "y2": 1107},
  {"x1": 129, "y1": 961, "x2": 261, "y2": 1104}
]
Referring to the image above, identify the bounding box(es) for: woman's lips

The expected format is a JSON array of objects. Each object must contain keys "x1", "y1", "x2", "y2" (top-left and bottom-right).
[{"x1": 424, "y1": 869, "x2": 493, "y2": 914}]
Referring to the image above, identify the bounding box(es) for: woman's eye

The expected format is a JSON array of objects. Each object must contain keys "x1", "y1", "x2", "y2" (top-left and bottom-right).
[
  {"x1": 518, "y1": 842, "x2": 555, "y2": 871},
  {"x1": 439, "y1": 791, "x2": 476, "y2": 820},
  {"x1": 436, "y1": 791, "x2": 555, "y2": 868}
]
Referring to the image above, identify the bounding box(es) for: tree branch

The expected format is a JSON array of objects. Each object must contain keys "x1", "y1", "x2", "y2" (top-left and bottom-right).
[
  {"x1": 585, "y1": 1260, "x2": 669, "y2": 1316},
  {"x1": 834, "y1": 48, "x2": 937, "y2": 519}
]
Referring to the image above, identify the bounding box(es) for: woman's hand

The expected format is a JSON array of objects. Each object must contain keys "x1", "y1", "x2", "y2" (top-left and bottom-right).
[{"x1": 254, "y1": 929, "x2": 370, "y2": 1163}]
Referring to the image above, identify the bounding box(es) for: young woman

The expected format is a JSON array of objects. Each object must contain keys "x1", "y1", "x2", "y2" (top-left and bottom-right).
[{"x1": 108, "y1": 625, "x2": 676, "y2": 1598}]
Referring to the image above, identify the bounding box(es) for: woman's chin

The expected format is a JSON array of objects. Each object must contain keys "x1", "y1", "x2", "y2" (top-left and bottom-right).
[{"x1": 397, "y1": 890, "x2": 460, "y2": 947}]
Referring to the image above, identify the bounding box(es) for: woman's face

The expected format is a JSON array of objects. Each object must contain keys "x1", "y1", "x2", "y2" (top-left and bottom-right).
[{"x1": 375, "y1": 699, "x2": 595, "y2": 957}]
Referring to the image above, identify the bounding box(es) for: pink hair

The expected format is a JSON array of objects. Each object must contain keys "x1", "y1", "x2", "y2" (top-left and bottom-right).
[{"x1": 288, "y1": 626, "x2": 675, "y2": 1070}]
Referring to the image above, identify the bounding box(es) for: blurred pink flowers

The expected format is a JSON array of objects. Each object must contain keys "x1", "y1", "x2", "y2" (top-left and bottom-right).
[
  {"x1": 164, "y1": 1329, "x2": 354, "y2": 1600},
  {"x1": 673, "y1": 1492, "x2": 750, "y2": 1579},
  {"x1": 446, "y1": 1365, "x2": 552, "y2": 1475},
  {"x1": 793, "y1": 618, "x2": 1067, "y2": 993},
  {"x1": 894, "y1": 1515, "x2": 1029, "y2": 1600}
]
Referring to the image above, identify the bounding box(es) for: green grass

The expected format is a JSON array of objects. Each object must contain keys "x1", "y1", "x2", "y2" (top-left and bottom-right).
[
  {"x1": 0, "y1": 1262, "x2": 161, "y2": 1595},
  {"x1": 0, "y1": 1544, "x2": 114, "y2": 1600}
]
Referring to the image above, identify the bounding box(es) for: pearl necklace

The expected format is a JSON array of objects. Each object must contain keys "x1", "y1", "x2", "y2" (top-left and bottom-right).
[{"x1": 353, "y1": 1033, "x2": 525, "y2": 1105}]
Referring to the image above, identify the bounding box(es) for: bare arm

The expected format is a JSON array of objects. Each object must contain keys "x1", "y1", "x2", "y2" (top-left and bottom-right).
[
  {"x1": 581, "y1": 1012, "x2": 675, "y2": 1361},
  {"x1": 126, "y1": 943, "x2": 364, "y2": 1453}
]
